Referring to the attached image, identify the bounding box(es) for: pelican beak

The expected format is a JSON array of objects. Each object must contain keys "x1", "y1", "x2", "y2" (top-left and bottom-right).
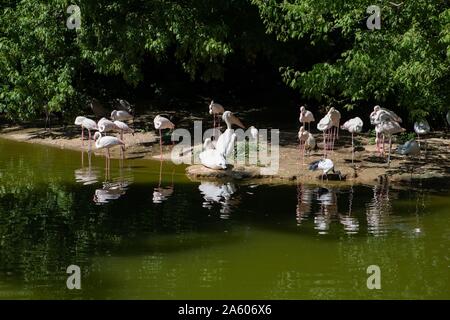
[{"x1": 231, "y1": 114, "x2": 245, "y2": 129}]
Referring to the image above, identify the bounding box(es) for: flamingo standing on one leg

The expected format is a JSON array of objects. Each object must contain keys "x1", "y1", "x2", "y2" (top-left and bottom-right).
[
  {"x1": 341, "y1": 117, "x2": 364, "y2": 166},
  {"x1": 298, "y1": 126, "x2": 309, "y2": 164},
  {"x1": 113, "y1": 120, "x2": 134, "y2": 156},
  {"x1": 370, "y1": 105, "x2": 402, "y2": 156},
  {"x1": 154, "y1": 115, "x2": 175, "y2": 160},
  {"x1": 299, "y1": 106, "x2": 315, "y2": 132},
  {"x1": 209, "y1": 100, "x2": 225, "y2": 135},
  {"x1": 74, "y1": 116, "x2": 98, "y2": 150},
  {"x1": 327, "y1": 107, "x2": 341, "y2": 150},
  {"x1": 98, "y1": 118, "x2": 120, "y2": 136},
  {"x1": 317, "y1": 114, "x2": 333, "y2": 157}
]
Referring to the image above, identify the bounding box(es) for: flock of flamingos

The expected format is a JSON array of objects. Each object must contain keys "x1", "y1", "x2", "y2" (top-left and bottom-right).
[{"x1": 74, "y1": 100, "x2": 448, "y2": 179}]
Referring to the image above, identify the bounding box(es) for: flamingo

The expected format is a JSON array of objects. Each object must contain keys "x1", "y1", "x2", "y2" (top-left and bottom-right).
[
  {"x1": 371, "y1": 105, "x2": 402, "y2": 155},
  {"x1": 154, "y1": 115, "x2": 175, "y2": 160},
  {"x1": 317, "y1": 114, "x2": 333, "y2": 156},
  {"x1": 341, "y1": 117, "x2": 364, "y2": 165},
  {"x1": 98, "y1": 117, "x2": 119, "y2": 135},
  {"x1": 93, "y1": 131, "x2": 125, "y2": 171},
  {"x1": 199, "y1": 138, "x2": 228, "y2": 170},
  {"x1": 111, "y1": 110, "x2": 133, "y2": 122},
  {"x1": 298, "y1": 126, "x2": 309, "y2": 160},
  {"x1": 113, "y1": 120, "x2": 134, "y2": 140},
  {"x1": 299, "y1": 106, "x2": 315, "y2": 132},
  {"x1": 209, "y1": 100, "x2": 225, "y2": 132},
  {"x1": 74, "y1": 116, "x2": 98, "y2": 150},
  {"x1": 216, "y1": 111, "x2": 245, "y2": 160},
  {"x1": 327, "y1": 107, "x2": 341, "y2": 144},
  {"x1": 375, "y1": 121, "x2": 405, "y2": 165}
]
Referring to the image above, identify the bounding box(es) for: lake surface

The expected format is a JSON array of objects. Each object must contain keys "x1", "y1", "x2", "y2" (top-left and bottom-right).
[{"x1": 0, "y1": 137, "x2": 449, "y2": 299}]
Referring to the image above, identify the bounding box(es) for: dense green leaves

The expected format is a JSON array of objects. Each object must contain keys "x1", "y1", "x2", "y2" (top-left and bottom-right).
[
  {"x1": 253, "y1": 0, "x2": 450, "y2": 120},
  {"x1": 1, "y1": 0, "x2": 449, "y2": 121}
]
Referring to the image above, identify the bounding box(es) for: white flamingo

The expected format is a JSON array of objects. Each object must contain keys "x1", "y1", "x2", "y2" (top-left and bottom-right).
[
  {"x1": 154, "y1": 115, "x2": 175, "y2": 159},
  {"x1": 209, "y1": 100, "x2": 225, "y2": 131},
  {"x1": 328, "y1": 107, "x2": 341, "y2": 143},
  {"x1": 299, "y1": 106, "x2": 315, "y2": 132},
  {"x1": 317, "y1": 114, "x2": 333, "y2": 156},
  {"x1": 371, "y1": 105, "x2": 402, "y2": 155},
  {"x1": 341, "y1": 117, "x2": 364, "y2": 165},
  {"x1": 216, "y1": 111, "x2": 245, "y2": 160},
  {"x1": 375, "y1": 121, "x2": 405, "y2": 165},
  {"x1": 93, "y1": 131, "x2": 125, "y2": 159},
  {"x1": 98, "y1": 117, "x2": 120, "y2": 135},
  {"x1": 74, "y1": 116, "x2": 98, "y2": 150}
]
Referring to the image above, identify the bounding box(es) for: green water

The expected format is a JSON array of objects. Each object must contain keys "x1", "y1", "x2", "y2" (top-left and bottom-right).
[{"x1": 0, "y1": 137, "x2": 449, "y2": 299}]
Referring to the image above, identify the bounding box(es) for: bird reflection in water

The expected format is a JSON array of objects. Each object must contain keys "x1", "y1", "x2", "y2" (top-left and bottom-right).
[
  {"x1": 198, "y1": 181, "x2": 239, "y2": 218},
  {"x1": 314, "y1": 187, "x2": 338, "y2": 234},
  {"x1": 93, "y1": 157, "x2": 132, "y2": 205},
  {"x1": 75, "y1": 149, "x2": 99, "y2": 185},
  {"x1": 339, "y1": 186, "x2": 359, "y2": 234},
  {"x1": 366, "y1": 177, "x2": 393, "y2": 235},
  {"x1": 152, "y1": 160, "x2": 174, "y2": 204},
  {"x1": 296, "y1": 183, "x2": 313, "y2": 225}
]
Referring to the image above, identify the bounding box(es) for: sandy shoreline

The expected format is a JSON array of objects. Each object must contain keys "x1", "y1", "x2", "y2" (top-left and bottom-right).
[{"x1": 1, "y1": 123, "x2": 450, "y2": 187}]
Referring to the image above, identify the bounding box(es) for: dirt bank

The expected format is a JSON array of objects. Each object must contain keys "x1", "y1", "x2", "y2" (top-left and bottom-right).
[{"x1": 1, "y1": 122, "x2": 449, "y2": 187}]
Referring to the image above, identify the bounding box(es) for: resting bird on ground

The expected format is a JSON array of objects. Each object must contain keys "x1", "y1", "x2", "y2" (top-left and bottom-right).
[
  {"x1": 309, "y1": 158, "x2": 342, "y2": 180},
  {"x1": 199, "y1": 138, "x2": 228, "y2": 170},
  {"x1": 299, "y1": 106, "x2": 315, "y2": 131},
  {"x1": 397, "y1": 140, "x2": 420, "y2": 156}
]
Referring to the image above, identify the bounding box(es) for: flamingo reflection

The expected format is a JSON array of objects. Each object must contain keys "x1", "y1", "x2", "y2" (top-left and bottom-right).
[
  {"x1": 153, "y1": 160, "x2": 174, "y2": 204},
  {"x1": 75, "y1": 150, "x2": 99, "y2": 185},
  {"x1": 93, "y1": 159, "x2": 132, "y2": 204}
]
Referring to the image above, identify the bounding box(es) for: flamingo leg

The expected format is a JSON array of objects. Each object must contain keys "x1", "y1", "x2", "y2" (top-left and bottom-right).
[
  {"x1": 88, "y1": 129, "x2": 92, "y2": 151},
  {"x1": 351, "y1": 132, "x2": 354, "y2": 166},
  {"x1": 159, "y1": 129, "x2": 162, "y2": 160},
  {"x1": 387, "y1": 136, "x2": 392, "y2": 166},
  {"x1": 81, "y1": 125, "x2": 84, "y2": 147},
  {"x1": 213, "y1": 114, "x2": 216, "y2": 130}
]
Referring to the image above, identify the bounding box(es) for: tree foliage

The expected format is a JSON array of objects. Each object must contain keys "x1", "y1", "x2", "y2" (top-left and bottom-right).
[
  {"x1": 1, "y1": 0, "x2": 449, "y2": 122},
  {"x1": 253, "y1": 0, "x2": 450, "y2": 119}
]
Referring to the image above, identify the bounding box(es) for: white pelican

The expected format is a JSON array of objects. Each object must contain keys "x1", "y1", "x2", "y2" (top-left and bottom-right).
[
  {"x1": 317, "y1": 114, "x2": 333, "y2": 156},
  {"x1": 74, "y1": 116, "x2": 98, "y2": 149},
  {"x1": 98, "y1": 117, "x2": 120, "y2": 135},
  {"x1": 375, "y1": 121, "x2": 405, "y2": 165},
  {"x1": 154, "y1": 115, "x2": 175, "y2": 159},
  {"x1": 299, "y1": 106, "x2": 315, "y2": 131},
  {"x1": 111, "y1": 110, "x2": 133, "y2": 121},
  {"x1": 216, "y1": 111, "x2": 245, "y2": 159},
  {"x1": 199, "y1": 138, "x2": 228, "y2": 170},
  {"x1": 209, "y1": 100, "x2": 225, "y2": 130},
  {"x1": 341, "y1": 117, "x2": 364, "y2": 165}
]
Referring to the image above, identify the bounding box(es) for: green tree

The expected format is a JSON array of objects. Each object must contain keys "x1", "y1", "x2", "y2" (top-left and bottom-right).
[{"x1": 253, "y1": 0, "x2": 450, "y2": 120}]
